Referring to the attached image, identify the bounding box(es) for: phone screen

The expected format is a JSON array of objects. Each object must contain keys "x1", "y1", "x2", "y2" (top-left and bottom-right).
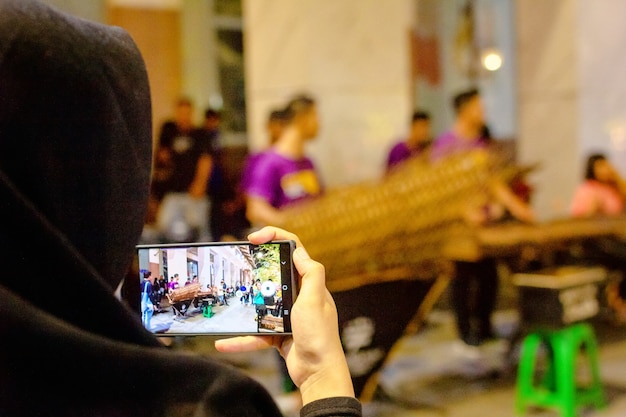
[{"x1": 135, "y1": 240, "x2": 296, "y2": 336}]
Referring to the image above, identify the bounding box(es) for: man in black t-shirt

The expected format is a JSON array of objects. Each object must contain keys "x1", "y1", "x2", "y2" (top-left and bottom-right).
[{"x1": 153, "y1": 98, "x2": 214, "y2": 242}]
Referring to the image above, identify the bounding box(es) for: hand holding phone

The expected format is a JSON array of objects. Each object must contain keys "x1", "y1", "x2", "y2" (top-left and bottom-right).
[{"x1": 215, "y1": 227, "x2": 355, "y2": 406}]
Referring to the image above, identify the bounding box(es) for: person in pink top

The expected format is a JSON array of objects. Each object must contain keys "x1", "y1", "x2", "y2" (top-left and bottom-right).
[
  {"x1": 570, "y1": 153, "x2": 626, "y2": 217},
  {"x1": 571, "y1": 153, "x2": 626, "y2": 322}
]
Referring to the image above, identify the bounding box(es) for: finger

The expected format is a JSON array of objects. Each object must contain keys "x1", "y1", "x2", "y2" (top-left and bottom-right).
[
  {"x1": 293, "y1": 246, "x2": 327, "y2": 296},
  {"x1": 247, "y1": 226, "x2": 303, "y2": 247},
  {"x1": 214, "y1": 335, "x2": 275, "y2": 352}
]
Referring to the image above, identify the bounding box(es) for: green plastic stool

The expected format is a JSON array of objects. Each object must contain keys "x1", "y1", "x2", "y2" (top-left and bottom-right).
[
  {"x1": 515, "y1": 322, "x2": 606, "y2": 417},
  {"x1": 202, "y1": 303, "x2": 213, "y2": 318}
]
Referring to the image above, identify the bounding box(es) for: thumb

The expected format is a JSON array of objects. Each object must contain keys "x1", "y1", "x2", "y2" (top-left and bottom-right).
[{"x1": 293, "y1": 246, "x2": 326, "y2": 295}]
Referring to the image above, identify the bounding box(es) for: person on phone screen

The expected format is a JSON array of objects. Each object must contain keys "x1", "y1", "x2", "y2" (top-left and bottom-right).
[
  {"x1": 140, "y1": 272, "x2": 155, "y2": 330},
  {"x1": 0, "y1": 2, "x2": 360, "y2": 416},
  {"x1": 252, "y1": 279, "x2": 266, "y2": 319}
]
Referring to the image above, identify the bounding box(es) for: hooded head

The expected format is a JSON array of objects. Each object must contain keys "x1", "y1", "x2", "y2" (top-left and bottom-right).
[{"x1": 0, "y1": 0, "x2": 153, "y2": 339}]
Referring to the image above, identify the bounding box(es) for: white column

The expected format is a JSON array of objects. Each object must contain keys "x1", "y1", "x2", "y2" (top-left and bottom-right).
[
  {"x1": 516, "y1": 0, "x2": 579, "y2": 221},
  {"x1": 180, "y1": 0, "x2": 221, "y2": 123},
  {"x1": 243, "y1": 0, "x2": 415, "y2": 186},
  {"x1": 517, "y1": 0, "x2": 626, "y2": 221},
  {"x1": 577, "y1": 0, "x2": 626, "y2": 176}
]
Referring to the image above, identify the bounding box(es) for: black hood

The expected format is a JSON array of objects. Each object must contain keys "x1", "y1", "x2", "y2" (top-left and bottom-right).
[
  {"x1": 0, "y1": 3, "x2": 285, "y2": 416},
  {"x1": 0, "y1": 0, "x2": 154, "y2": 343}
]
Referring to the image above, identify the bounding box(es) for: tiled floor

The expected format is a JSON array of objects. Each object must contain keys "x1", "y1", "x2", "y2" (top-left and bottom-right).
[{"x1": 172, "y1": 305, "x2": 626, "y2": 417}]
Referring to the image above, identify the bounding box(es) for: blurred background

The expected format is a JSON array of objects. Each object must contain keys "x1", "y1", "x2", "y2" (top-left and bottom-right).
[
  {"x1": 42, "y1": 0, "x2": 626, "y2": 222},
  {"x1": 39, "y1": 2, "x2": 626, "y2": 415}
]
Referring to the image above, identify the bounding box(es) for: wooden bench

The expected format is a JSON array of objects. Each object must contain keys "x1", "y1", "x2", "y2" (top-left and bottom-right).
[{"x1": 259, "y1": 315, "x2": 284, "y2": 333}]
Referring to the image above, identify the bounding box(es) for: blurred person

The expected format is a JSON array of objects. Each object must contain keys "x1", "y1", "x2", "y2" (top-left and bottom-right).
[
  {"x1": 433, "y1": 89, "x2": 536, "y2": 224},
  {"x1": 433, "y1": 88, "x2": 535, "y2": 348},
  {"x1": 239, "y1": 281, "x2": 249, "y2": 305},
  {"x1": 431, "y1": 88, "x2": 489, "y2": 160},
  {"x1": 217, "y1": 285, "x2": 227, "y2": 306},
  {"x1": 155, "y1": 275, "x2": 166, "y2": 311},
  {"x1": 253, "y1": 279, "x2": 266, "y2": 320},
  {"x1": 152, "y1": 98, "x2": 214, "y2": 242},
  {"x1": 386, "y1": 110, "x2": 433, "y2": 171},
  {"x1": 0, "y1": 3, "x2": 361, "y2": 415},
  {"x1": 168, "y1": 273, "x2": 180, "y2": 291},
  {"x1": 150, "y1": 97, "x2": 195, "y2": 202},
  {"x1": 140, "y1": 272, "x2": 155, "y2": 330},
  {"x1": 267, "y1": 108, "x2": 290, "y2": 145},
  {"x1": 219, "y1": 280, "x2": 229, "y2": 306},
  {"x1": 571, "y1": 153, "x2": 626, "y2": 322},
  {"x1": 201, "y1": 107, "x2": 252, "y2": 241},
  {"x1": 203, "y1": 108, "x2": 222, "y2": 148},
  {"x1": 571, "y1": 153, "x2": 626, "y2": 217},
  {"x1": 248, "y1": 280, "x2": 256, "y2": 305},
  {"x1": 242, "y1": 94, "x2": 323, "y2": 228},
  {"x1": 238, "y1": 107, "x2": 291, "y2": 229}
]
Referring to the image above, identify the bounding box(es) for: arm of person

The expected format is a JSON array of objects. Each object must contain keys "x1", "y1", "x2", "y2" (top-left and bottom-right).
[
  {"x1": 490, "y1": 178, "x2": 536, "y2": 223},
  {"x1": 615, "y1": 178, "x2": 626, "y2": 200},
  {"x1": 155, "y1": 146, "x2": 171, "y2": 165},
  {"x1": 215, "y1": 227, "x2": 357, "y2": 408},
  {"x1": 188, "y1": 153, "x2": 213, "y2": 199},
  {"x1": 570, "y1": 183, "x2": 598, "y2": 218},
  {"x1": 606, "y1": 161, "x2": 626, "y2": 200},
  {"x1": 245, "y1": 195, "x2": 286, "y2": 227}
]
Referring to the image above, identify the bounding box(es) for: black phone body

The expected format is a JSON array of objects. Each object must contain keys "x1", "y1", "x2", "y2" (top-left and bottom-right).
[{"x1": 134, "y1": 240, "x2": 297, "y2": 336}]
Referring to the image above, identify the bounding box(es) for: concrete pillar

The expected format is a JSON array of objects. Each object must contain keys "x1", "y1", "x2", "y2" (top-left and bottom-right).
[
  {"x1": 180, "y1": 0, "x2": 221, "y2": 123},
  {"x1": 516, "y1": 0, "x2": 579, "y2": 220},
  {"x1": 242, "y1": 0, "x2": 415, "y2": 186},
  {"x1": 577, "y1": 0, "x2": 626, "y2": 176},
  {"x1": 516, "y1": 0, "x2": 626, "y2": 220}
]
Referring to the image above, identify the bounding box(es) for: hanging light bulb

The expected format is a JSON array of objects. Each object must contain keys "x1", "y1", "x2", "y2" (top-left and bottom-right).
[{"x1": 481, "y1": 48, "x2": 503, "y2": 71}]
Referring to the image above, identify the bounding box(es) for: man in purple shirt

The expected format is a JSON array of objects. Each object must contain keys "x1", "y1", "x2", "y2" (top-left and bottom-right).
[
  {"x1": 243, "y1": 152, "x2": 320, "y2": 209},
  {"x1": 433, "y1": 89, "x2": 534, "y2": 223},
  {"x1": 386, "y1": 110, "x2": 432, "y2": 171},
  {"x1": 431, "y1": 88, "x2": 490, "y2": 161},
  {"x1": 242, "y1": 94, "x2": 323, "y2": 227}
]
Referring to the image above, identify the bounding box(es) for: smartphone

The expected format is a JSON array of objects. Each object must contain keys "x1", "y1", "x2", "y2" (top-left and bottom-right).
[{"x1": 133, "y1": 240, "x2": 297, "y2": 336}]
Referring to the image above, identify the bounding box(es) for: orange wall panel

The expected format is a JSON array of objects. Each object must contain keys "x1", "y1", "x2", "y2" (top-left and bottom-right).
[{"x1": 107, "y1": 7, "x2": 181, "y2": 144}]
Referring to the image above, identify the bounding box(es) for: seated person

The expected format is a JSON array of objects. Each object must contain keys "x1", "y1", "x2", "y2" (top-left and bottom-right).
[
  {"x1": 570, "y1": 153, "x2": 626, "y2": 321},
  {"x1": 571, "y1": 153, "x2": 626, "y2": 217},
  {"x1": 385, "y1": 110, "x2": 432, "y2": 172},
  {"x1": 0, "y1": 1, "x2": 360, "y2": 416}
]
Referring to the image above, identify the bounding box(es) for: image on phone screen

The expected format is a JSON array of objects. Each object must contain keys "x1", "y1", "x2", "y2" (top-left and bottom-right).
[{"x1": 136, "y1": 240, "x2": 296, "y2": 336}]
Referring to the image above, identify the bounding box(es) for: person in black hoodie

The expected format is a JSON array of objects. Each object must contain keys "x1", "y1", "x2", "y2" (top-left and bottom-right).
[{"x1": 0, "y1": 1, "x2": 360, "y2": 416}]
